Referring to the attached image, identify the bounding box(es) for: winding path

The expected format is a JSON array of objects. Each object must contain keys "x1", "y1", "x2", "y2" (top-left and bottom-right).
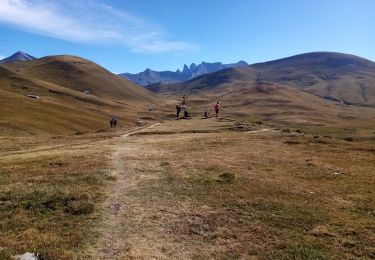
[{"x1": 91, "y1": 123, "x2": 161, "y2": 259}]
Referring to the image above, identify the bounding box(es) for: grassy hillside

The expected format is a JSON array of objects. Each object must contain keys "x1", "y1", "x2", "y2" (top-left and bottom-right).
[
  {"x1": 6, "y1": 55, "x2": 159, "y2": 103},
  {"x1": 252, "y1": 52, "x2": 375, "y2": 106},
  {"x1": 0, "y1": 61, "x2": 161, "y2": 135}
]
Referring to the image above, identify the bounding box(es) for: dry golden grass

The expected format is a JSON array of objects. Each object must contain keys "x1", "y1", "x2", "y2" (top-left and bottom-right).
[
  {"x1": 1, "y1": 117, "x2": 374, "y2": 259},
  {"x1": 86, "y1": 118, "x2": 374, "y2": 259},
  {"x1": 0, "y1": 130, "x2": 125, "y2": 259},
  {"x1": 0, "y1": 59, "x2": 161, "y2": 135}
]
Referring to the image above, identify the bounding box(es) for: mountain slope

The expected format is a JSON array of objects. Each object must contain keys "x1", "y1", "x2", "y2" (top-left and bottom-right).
[
  {"x1": 0, "y1": 51, "x2": 36, "y2": 64},
  {"x1": 252, "y1": 52, "x2": 375, "y2": 106},
  {"x1": 1, "y1": 56, "x2": 162, "y2": 135},
  {"x1": 6, "y1": 55, "x2": 159, "y2": 104},
  {"x1": 120, "y1": 60, "x2": 248, "y2": 86}
]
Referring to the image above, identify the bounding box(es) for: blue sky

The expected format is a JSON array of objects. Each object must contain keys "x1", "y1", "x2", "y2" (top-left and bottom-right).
[{"x1": 0, "y1": 0, "x2": 374, "y2": 73}]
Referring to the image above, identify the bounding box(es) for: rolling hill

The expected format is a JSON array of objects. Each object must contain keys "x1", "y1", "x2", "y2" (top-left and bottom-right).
[
  {"x1": 6, "y1": 55, "x2": 159, "y2": 103},
  {"x1": 0, "y1": 56, "x2": 161, "y2": 135},
  {"x1": 252, "y1": 52, "x2": 375, "y2": 106}
]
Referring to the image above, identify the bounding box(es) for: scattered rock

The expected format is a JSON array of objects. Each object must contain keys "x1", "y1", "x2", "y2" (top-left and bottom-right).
[
  {"x1": 282, "y1": 129, "x2": 290, "y2": 133},
  {"x1": 111, "y1": 203, "x2": 121, "y2": 215},
  {"x1": 26, "y1": 94, "x2": 39, "y2": 99},
  {"x1": 310, "y1": 225, "x2": 336, "y2": 237},
  {"x1": 136, "y1": 120, "x2": 145, "y2": 126},
  {"x1": 218, "y1": 172, "x2": 235, "y2": 183},
  {"x1": 15, "y1": 252, "x2": 38, "y2": 260},
  {"x1": 344, "y1": 137, "x2": 354, "y2": 142}
]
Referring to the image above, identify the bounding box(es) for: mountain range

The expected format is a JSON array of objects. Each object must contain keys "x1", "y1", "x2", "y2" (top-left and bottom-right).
[
  {"x1": 119, "y1": 60, "x2": 248, "y2": 86},
  {"x1": 148, "y1": 52, "x2": 375, "y2": 107}
]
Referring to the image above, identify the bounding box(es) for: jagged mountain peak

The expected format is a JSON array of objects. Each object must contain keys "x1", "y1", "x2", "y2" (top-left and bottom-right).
[
  {"x1": 182, "y1": 64, "x2": 190, "y2": 74},
  {"x1": 189, "y1": 63, "x2": 197, "y2": 70},
  {"x1": 120, "y1": 60, "x2": 248, "y2": 86}
]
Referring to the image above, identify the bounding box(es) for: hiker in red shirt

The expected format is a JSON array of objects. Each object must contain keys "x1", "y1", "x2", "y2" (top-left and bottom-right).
[{"x1": 214, "y1": 101, "x2": 221, "y2": 117}]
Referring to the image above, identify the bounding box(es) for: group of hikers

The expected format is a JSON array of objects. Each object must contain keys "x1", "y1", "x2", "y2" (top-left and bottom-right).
[
  {"x1": 109, "y1": 95, "x2": 221, "y2": 128},
  {"x1": 109, "y1": 117, "x2": 118, "y2": 128},
  {"x1": 175, "y1": 95, "x2": 221, "y2": 120}
]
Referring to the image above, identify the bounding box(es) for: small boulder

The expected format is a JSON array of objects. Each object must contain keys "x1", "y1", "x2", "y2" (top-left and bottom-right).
[
  {"x1": 15, "y1": 252, "x2": 38, "y2": 260},
  {"x1": 218, "y1": 172, "x2": 235, "y2": 183}
]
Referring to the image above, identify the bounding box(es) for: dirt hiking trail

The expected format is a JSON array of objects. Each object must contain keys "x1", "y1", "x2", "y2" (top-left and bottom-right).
[
  {"x1": 86, "y1": 118, "x2": 314, "y2": 259},
  {"x1": 87, "y1": 119, "x2": 237, "y2": 259}
]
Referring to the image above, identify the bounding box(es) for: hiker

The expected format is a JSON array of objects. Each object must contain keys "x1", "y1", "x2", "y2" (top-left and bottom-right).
[
  {"x1": 176, "y1": 103, "x2": 182, "y2": 119},
  {"x1": 113, "y1": 117, "x2": 118, "y2": 127},
  {"x1": 109, "y1": 117, "x2": 115, "y2": 128},
  {"x1": 214, "y1": 101, "x2": 221, "y2": 117}
]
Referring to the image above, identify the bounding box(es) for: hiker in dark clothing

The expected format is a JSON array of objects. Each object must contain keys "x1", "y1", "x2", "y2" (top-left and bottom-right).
[
  {"x1": 176, "y1": 103, "x2": 182, "y2": 119},
  {"x1": 214, "y1": 101, "x2": 221, "y2": 117},
  {"x1": 110, "y1": 118, "x2": 115, "y2": 128},
  {"x1": 113, "y1": 117, "x2": 118, "y2": 127}
]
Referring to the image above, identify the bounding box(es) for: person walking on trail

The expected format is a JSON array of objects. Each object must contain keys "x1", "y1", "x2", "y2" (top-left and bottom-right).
[
  {"x1": 176, "y1": 103, "x2": 182, "y2": 119},
  {"x1": 113, "y1": 117, "x2": 118, "y2": 127},
  {"x1": 214, "y1": 101, "x2": 221, "y2": 117},
  {"x1": 109, "y1": 117, "x2": 115, "y2": 128}
]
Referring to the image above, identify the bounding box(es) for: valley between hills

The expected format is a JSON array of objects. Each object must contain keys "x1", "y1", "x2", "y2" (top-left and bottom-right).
[{"x1": 0, "y1": 51, "x2": 374, "y2": 259}]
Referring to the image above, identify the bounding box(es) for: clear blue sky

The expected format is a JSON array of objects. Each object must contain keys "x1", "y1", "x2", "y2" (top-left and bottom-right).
[{"x1": 0, "y1": 0, "x2": 374, "y2": 73}]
